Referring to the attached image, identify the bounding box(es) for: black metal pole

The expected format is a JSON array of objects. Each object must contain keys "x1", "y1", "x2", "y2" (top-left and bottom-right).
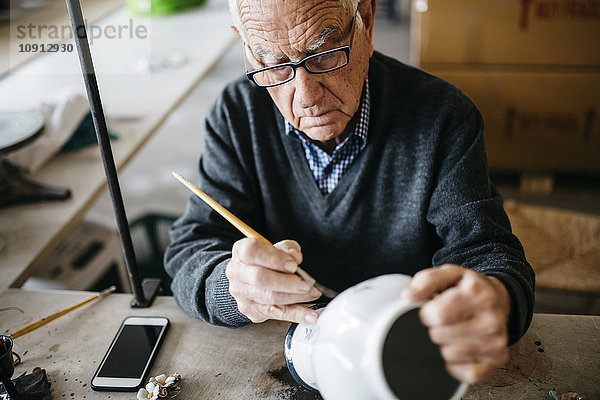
[{"x1": 64, "y1": 0, "x2": 160, "y2": 307}]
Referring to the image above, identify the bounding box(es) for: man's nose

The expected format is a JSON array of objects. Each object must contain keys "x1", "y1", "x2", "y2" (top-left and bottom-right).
[{"x1": 293, "y1": 67, "x2": 324, "y2": 109}]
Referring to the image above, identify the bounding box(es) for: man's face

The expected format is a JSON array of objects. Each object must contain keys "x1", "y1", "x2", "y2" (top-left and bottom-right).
[{"x1": 239, "y1": 0, "x2": 374, "y2": 144}]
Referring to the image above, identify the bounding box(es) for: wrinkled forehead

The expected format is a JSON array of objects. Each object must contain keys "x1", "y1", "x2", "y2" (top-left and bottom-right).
[{"x1": 239, "y1": 0, "x2": 353, "y2": 60}]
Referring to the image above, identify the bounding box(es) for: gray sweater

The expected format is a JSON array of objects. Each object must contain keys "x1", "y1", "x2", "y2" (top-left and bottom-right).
[{"x1": 165, "y1": 51, "x2": 535, "y2": 344}]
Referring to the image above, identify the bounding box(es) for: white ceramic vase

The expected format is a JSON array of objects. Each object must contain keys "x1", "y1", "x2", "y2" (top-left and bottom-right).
[{"x1": 284, "y1": 274, "x2": 469, "y2": 400}]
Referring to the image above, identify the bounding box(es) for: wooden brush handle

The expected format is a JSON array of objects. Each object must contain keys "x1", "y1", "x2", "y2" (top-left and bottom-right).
[
  {"x1": 172, "y1": 171, "x2": 320, "y2": 288},
  {"x1": 11, "y1": 286, "x2": 116, "y2": 339}
]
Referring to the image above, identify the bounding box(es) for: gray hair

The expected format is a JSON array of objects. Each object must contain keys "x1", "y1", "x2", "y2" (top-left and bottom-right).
[{"x1": 228, "y1": 0, "x2": 360, "y2": 43}]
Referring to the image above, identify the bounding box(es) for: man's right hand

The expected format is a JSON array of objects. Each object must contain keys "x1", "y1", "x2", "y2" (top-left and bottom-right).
[{"x1": 226, "y1": 238, "x2": 321, "y2": 324}]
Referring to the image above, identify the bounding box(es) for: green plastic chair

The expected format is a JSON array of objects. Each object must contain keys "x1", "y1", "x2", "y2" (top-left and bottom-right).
[{"x1": 129, "y1": 213, "x2": 178, "y2": 295}]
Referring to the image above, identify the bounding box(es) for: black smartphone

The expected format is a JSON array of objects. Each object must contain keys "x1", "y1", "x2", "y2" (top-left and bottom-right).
[{"x1": 91, "y1": 316, "x2": 169, "y2": 391}]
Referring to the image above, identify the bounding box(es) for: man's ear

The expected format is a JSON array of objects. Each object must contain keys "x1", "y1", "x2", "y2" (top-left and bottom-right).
[{"x1": 359, "y1": 0, "x2": 377, "y2": 42}]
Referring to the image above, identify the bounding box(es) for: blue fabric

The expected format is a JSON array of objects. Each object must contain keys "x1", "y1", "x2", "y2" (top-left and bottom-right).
[{"x1": 286, "y1": 78, "x2": 370, "y2": 194}]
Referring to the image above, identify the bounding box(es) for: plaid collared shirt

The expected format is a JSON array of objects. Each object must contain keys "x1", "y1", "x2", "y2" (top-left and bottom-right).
[{"x1": 286, "y1": 78, "x2": 370, "y2": 194}]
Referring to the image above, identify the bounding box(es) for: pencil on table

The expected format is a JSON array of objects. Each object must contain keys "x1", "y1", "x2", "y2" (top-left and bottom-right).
[{"x1": 10, "y1": 286, "x2": 117, "y2": 339}]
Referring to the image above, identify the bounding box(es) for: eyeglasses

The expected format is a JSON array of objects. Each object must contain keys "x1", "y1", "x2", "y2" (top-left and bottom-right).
[{"x1": 245, "y1": 8, "x2": 358, "y2": 88}]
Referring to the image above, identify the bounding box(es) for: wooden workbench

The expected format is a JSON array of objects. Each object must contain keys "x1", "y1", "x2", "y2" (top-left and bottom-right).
[
  {"x1": 0, "y1": 3, "x2": 236, "y2": 291},
  {"x1": 0, "y1": 289, "x2": 598, "y2": 399}
]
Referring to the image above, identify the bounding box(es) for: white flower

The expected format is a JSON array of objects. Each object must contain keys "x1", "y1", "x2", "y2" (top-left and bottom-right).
[
  {"x1": 137, "y1": 382, "x2": 159, "y2": 400},
  {"x1": 151, "y1": 372, "x2": 180, "y2": 388}
]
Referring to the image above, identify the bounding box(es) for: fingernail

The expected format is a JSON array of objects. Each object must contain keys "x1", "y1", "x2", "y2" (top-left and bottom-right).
[
  {"x1": 298, "y1": 281, "x2": 313, "y2": 292},
  {"x1": 304, "y1": 313, "x2": 318, "y2": 324},
  {"x1": 310, "y1": 287, "x2": 321, "y2": 297},
  {"x1": 284, "y1": 260, "x2": 297, "y2": 273}
]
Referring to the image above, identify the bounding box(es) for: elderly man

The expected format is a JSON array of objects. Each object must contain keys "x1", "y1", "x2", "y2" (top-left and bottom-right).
[{"x1": 165, "y1": 0, "x2": 534, "y2": 384}]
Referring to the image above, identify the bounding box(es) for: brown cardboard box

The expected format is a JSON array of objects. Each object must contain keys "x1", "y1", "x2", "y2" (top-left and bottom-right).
[
  {"x1": 411, "y1": 0, "x2": 600, "y2": 66},
  {"x1": 428, "y1": 69, "x2": 600, "y2": 171}
]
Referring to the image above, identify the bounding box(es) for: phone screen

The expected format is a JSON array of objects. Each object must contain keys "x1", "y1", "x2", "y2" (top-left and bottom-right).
[{"x1": 96, "y1": 325, "x2": 163, "y2": 379}]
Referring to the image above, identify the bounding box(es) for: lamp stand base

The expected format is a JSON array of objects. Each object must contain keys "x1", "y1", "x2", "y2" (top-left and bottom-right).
[{"x1": 130, "y1": 278, "x2": 163, "y2": 308}]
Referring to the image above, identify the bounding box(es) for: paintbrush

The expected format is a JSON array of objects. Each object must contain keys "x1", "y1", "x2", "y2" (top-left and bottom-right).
[
  {"x1": 10, "y1": 286, "x2": 117, "y2": 339},
  {"x1": 172, "y1": 170, "x2": 338, "y2": 299}
]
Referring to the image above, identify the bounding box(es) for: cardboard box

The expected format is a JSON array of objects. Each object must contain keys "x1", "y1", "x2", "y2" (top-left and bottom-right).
[
  {"x1": 428, "y1": 69, "x2": 600, "y2": 171},
  {"x1": 411, "y1": 0, "x2": 600, "y2": 66}
]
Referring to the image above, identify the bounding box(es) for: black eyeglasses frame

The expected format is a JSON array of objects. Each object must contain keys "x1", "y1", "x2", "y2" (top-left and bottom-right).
[{"x1": 244, "y1": 7, "x2": 358, "y2": 88}]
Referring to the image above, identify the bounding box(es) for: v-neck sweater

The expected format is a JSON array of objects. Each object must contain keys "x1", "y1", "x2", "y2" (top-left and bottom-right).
[{"x1": 165, "y1": 51, "x2": 535, "y2": 344}]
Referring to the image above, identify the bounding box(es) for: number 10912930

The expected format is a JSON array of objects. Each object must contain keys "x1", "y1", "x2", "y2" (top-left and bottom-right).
[{"x1": 18, "y1": 43, "x2": 74, "y2": 53}]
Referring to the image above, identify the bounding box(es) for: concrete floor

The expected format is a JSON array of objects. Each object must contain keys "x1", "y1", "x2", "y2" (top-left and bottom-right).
[{"x1": 85, "y1": 9, "x2": 411, "y2": 227}]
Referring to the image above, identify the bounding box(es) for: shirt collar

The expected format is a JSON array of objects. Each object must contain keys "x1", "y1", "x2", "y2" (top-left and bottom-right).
[{"x1": 285, "y1": 77, "x2": 371, "y2": 146}]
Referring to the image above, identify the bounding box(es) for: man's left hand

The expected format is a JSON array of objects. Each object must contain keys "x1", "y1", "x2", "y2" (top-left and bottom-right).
[{"x1": 404, "y1": 264, "x2": 511, "y2": 383}]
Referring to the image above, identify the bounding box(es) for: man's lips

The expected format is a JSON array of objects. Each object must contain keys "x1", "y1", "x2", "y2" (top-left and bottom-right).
[
  {"x1": 300, "y1": 110, "x2": 334, "y2": 118},
  {"x1": 299, "y1": 110, "x2": 338, "y2": 126}
]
